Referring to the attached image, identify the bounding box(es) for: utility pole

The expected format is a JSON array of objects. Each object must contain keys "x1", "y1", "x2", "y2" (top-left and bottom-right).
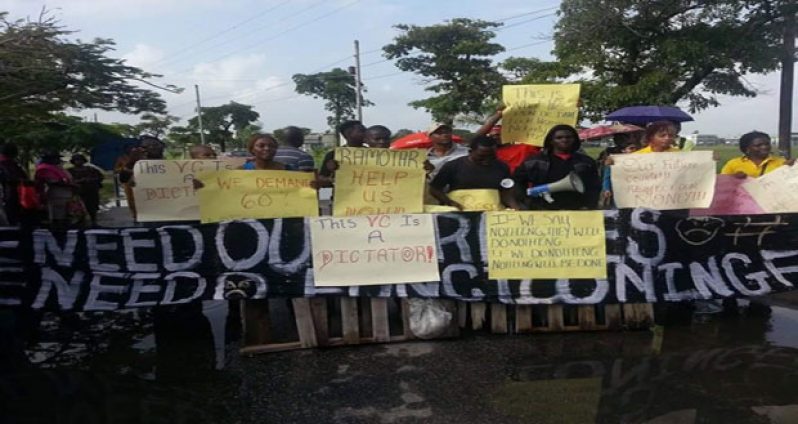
[
  {"x1": 354, "y1": 39, "x2": 363, "y2": 122},
  {"x1": 194, "y1": 84, "x2": 207, "y2": 146},
  {"x1": 778, "y1": 11, "x2": 796, "y2": 159}
]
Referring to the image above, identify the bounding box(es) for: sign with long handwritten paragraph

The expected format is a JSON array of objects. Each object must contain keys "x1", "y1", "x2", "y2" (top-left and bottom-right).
[
  {"x1": 502, "y1": 84, "x2": 581, "y2": 146},
  {"x1": 333, "y1": 148, "x2": 426, "y2": 216},
  {"x1": 690, "y1": 175, "x2": 764, "y2": 216},
  {"x1": 487, "y1": 211, "x2": 606, "y2": 279},
  {"x1": 486, "y1": 211, "x2": 606, "y2": 279},
  {"x1": 610, "y1": 151, "x2": 716, "y2": 210},
  {"x1": 448, "y1": 189, "x2": 502, "y2": 211},
  {"x1": 743, "y1": 165, "x2": 798, "y2": 213},
  {"x1": 197, "y1": 170, "x2": 318, "y2": 223},
  {"x1": 310, "y1": 214, "x2": 439, "y2": 286},
  {"x1": 133, "y1": 159, "x2": 241, "y2": 222}
]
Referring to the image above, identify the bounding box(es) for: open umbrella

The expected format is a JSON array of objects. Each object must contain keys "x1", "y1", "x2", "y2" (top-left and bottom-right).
[
  {"x1": 390, "y1": 132, "x2": 463, "y2": 150},
  {"x1": 578, "y1": 124, "x2": 643, "y2": 140},
  {"x1": 606, "y1": 106, "x2": 693, "y2": 125}
]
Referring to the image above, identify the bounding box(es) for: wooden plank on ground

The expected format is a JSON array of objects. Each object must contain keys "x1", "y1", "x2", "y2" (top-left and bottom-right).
[
  {"x1": 515, "y1": 305, "x2": 533, "y2": 333},
  {"x1": 309, "y1": 297, "x2": 329, "y2": 345},
  {"x1": 440, "y1": 300, "x2": 460, "y2": 337},
  {"x1": 371, "y1": 299, "x2": 390, "y2": 342},
  {"x1": 291, "y1": 298, "x2": 318, "y2": 348},
  {"x1": 470, "y1": 302, "x2": 487, "y2": 330},
  {"x1": 603, "y1": 304, "x2": 622, "y2": 330},
  {"x1": 243, "y1": 299, "x2": 271, "y2": 346},
  {"x1": 490, "y1": 303, "x2": 508, "y2": 334},
  {"x1": 546, "y1": 305, "x2": 565, "y2": 332},
  {"x1": 578, "y1": 305, "x2": 596, "y2": 330},
  {"x1": 457, "y1": 301, "x2": 468, "y2": 328},
  {"x1": 340, "y1": 298, "x2": 360, "y2": 344}
]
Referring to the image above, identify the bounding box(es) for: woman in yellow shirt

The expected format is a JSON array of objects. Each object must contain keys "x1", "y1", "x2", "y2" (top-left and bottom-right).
[
  {"x1": 721, "y1": 131, "x2": 792, "y2": 178},
  {"x1": 636, "y1": 121, "x2": 680, "y2": 154}
]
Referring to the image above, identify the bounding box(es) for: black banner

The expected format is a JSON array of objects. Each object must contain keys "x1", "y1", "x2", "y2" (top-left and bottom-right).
[{"x1": 1, "y1": 209, "x2": 797, "y2": 311}]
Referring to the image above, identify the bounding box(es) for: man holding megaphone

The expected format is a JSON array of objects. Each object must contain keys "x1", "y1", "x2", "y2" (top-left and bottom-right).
[{"x1": 513, "y1": 125, "x2": 601, "y2": 210}]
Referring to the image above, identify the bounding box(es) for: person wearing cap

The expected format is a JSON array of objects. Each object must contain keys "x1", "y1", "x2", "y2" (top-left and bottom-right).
[
  {"x1": 475, "y1": 105, "x2": 541, "y2": 173},
  {"x1": 429, "y1": 135, "x2": 522, "y2": 210},
  {"x1": 426, "y1": 122, "x2": 468, "y2": 178},
  {"x1": 68, "y1": 154, "x2": 104, "y2": 226}
]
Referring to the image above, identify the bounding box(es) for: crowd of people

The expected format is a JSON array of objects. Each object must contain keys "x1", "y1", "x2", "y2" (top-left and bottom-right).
[{"x1": 0, "y1": 110, "x2": 792, "y2": 228}]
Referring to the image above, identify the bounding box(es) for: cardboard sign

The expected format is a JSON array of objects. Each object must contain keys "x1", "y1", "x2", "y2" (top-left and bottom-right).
[
  {"x1": 197, "y1": 170, "x2": 318, "y2": 223},
  {"x1": 486, "y1": 211, "x2": 607, "y2": 280},
  {"x1": 333, "y1": 148, "x2": 426, "y2": 216},
  {"x1": 690, "y1": 175, "x2": 764, "y2": 216},
  {"x1": 448, "y1": 189, "x2": 503, "y2": 211},
  {"x1": 502, "y1": 84, "x2": 581, "y2": 146},
  {"x1": 132, "y1": 159, "x2": 241, "y2": 222},
  {"x1": 743, "y1": 165, "x2": 798, "y2": 213},
  {"x1": 310, "y1": 214, "x2": 439, "y2": 286},
  {"x1": 611, "y1": 151, "x2": 716, "y2": 210}
]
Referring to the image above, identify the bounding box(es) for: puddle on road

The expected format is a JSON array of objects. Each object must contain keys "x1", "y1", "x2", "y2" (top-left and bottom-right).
[{"x1": 3, "y1": 304, "x2": 798, "y2": 423}]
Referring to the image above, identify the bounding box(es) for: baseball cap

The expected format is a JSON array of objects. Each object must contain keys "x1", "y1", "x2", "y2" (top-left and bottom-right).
[{"x1": 426, "y1": 122, "x2": 452, "y2": 136}]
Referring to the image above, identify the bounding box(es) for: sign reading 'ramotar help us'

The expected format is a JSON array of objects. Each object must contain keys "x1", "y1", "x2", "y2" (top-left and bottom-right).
[
  {"x1": 486, "y1": 211, "x2": 607, "y2": 279},
  {"x1": 333, "y1": 148, "x2": 426, "y2": 216}
]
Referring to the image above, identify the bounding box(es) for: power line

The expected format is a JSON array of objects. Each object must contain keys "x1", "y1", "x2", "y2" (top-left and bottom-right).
[
  {"x1": 172, "y1": 0, "x2": 361, "y2": 76},
  {"x1": 493, "y1": 5, "x2": 559, "y2": 23},
  {"x1": 150, "y1": 0, "x2": 291, "y2": 69},
  {"x1": 495, "y1": 13, "x2": 557, "y2": 32}
]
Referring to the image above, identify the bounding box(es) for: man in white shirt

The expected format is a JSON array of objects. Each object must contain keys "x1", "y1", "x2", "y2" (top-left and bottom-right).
[{"x1": 426, "y1": 123, "x2": 468, "y2": 178}]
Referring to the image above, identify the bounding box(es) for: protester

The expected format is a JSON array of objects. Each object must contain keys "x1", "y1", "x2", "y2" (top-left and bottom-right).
[
  {"x1": 319, "y1": 120, "x2": 368, "y2": 184},
  {"x1": 115, "y1": 135, "x2": 165, "y2": 221},
  {"x1": 35, "y1": 151, "x2": 86, "y2": 228},
  {"x1": 513, "y1": 125, "x2": 601, "y2": 210},
  {"x1": 366, "y1": 125, "x2": 392, "y2": 148},
  {"x1": 428, "y1": 135, "x2": 522, "y2": 210},
  {"x1": 599, "y1": 136, "x2": 641, "y2": 208},
  {"x1": 426, "y1": 123, "x2": 469, "y2": 178},
  {"x1": 637, "y1": 121, "x2": 680, "y2": 153},
  {"x1": 275, "y1": 126, "x2": 315, "y2": 172},
  {"x1": 67, "y1": 154, "x2": 104, "y2": 226},
  {"x1": 0, "y1": 143, "x2": 30, "y2": 225},
  {"x1": 475, "y1": 105, "x2": 541, "y2": 173},
  {"x1": 189, "y1": 144, "x2": 217, "y2": 159},
  {"x1": 721, "y1": 131, "x2": 793, "y2": 178},
  {"x1": 242, "y1": 133, "x2": 286, "y2": 170}
]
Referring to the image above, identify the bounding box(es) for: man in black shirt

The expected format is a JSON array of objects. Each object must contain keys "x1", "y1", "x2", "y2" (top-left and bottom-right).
[
  {"x1": 318, "y1": 120, "x2": 367, "y2": 186},
  {"x1": 429, "y1": 135, "x2": 522, "y2": 210}
]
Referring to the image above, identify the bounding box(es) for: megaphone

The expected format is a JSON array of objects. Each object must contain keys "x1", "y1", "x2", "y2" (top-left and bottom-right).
[{"x1": 526, "y1": 172, "x2": 584, "y2": 203}]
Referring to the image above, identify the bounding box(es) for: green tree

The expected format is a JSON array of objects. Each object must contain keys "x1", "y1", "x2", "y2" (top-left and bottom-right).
[
  {"x1": 182, "y1": 101, "x2": 260, "y2": 152},
  {"x1": 292, "y1": 68, "x2": 372, "y2": 131},
  {"x1": 0, "y1": 11, "x2": 178, "y2": 155},
  {"x1": 135, "y1": 113, "x2": 179, "y2": 138},
  {"x1": 552, "y1": 0, "x2": 796, "y2": 120},
  {"x1": 273, "y1": 127, "x2": 312, "y2": 141},
  {"x1": 234, "y1": 124, "x2": 264, "y2": 149},
  {"x1": 383, "y1": 18, "x2": 506, "y2": 123},
  {"x1": 391, "y1": 128, "x2": 415, "y2": 140}
]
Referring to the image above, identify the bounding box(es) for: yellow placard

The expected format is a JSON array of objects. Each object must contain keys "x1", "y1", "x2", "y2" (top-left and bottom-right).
[
  {"x1": 197, "y1": 170, "x2": 318, "y2": 223},
  {"x1": 448, "y1": 189, "x2": 502, "y2": 211},
  {"x1": 310, "y1": 214, "x2": 440, "y2": 286},
  {"x1": 611, "y1": 151, "x2": 716, "y2": 210},
  {"x1": 502, "y1": 84, "x2": 581, "y2": 146},
  {"x1": 743, "y1": 164, "x2": 798, "y2": 212},
  {"x1": 333, "y1": 148, "x2": 426, "y2": 216},
  {"x1": 132, "y1": 159, "x2": 242, "y2": 222},
  {"x1": 423, "y1": 204, "x2": 459, "y2": 213},
  {"x1": 486, "y1": 211, "x2": 607, "y2": 279}
]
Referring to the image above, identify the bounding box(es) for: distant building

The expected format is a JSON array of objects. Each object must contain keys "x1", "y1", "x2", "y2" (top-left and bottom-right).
[{"x1": 303, "y1": 133, "x2": 337, "y2": 150}]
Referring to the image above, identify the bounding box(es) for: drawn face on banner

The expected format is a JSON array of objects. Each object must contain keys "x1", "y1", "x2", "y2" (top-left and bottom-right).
[{"x1": 675, "y1": 217, "x2": 725, "y2": 246}]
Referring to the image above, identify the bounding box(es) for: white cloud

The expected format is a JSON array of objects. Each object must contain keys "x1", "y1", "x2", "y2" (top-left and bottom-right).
[{"x1": 122, "y1": 44, "x2": 166, "y2": 70}]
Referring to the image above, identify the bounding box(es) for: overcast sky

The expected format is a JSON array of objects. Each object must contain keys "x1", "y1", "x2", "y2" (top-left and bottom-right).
[{"x1": 2, "y1": 0, "x2": 795, "y2": 139}]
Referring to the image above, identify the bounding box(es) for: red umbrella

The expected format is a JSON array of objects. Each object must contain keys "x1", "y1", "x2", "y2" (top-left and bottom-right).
[
  {"x1": 578, "y1": 124, "x2": 643, "y2": 140},
  {"x1": 390, "y1": 132, "x2": 463, "y2": 150}
]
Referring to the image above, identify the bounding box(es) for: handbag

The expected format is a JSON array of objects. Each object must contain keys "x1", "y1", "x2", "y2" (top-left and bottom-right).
[{"x1": 17, "y1": 182, "x2": 40, "y2": 210}]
